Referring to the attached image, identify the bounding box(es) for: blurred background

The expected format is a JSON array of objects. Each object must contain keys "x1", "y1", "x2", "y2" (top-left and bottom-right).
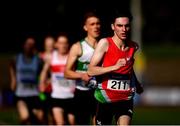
[{"x1": 0, "y1": 0, "x2": 180, "y2": 124}]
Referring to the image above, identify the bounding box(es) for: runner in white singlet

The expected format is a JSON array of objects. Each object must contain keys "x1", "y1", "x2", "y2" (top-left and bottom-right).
[
  {"x1": 64, "y1": 11, "x2": 101, "y2": 125},
  {"x1": 40, "y1": 33, "x2": 76, "y2": 125}
]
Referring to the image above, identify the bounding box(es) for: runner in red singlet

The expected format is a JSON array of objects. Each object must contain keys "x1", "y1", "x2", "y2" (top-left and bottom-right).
[{"x1": 88, "y1": 10, "x2": 143, "y2": 125}]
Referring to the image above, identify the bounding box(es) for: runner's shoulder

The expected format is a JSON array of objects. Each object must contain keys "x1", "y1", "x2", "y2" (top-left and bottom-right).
[
  {"x1": 97, "y1": 38, "x2": 109, "y2": 52},
  {"x1": 70, "y1": 41, "x2": 82, "y2": 56},
  {"x1": 98, "y1": 38, "x2": 109, "y2": 46},
  {"x1": 71, "y1": 41, "x2": 81, "y2": 49}
]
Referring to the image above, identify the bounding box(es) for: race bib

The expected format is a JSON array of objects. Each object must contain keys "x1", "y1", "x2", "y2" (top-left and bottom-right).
[
  {"x1": 21, "y1": 78, "x2": 38, "y2": 89},
  {"x1": 107, "y1": 79, "x2": 130, "y2": 91},
  {"x1": 57, "y1": 79, "x2": 73, "y2": 87},
  {"x1": 21, "y1": 78, "x2": 37, "y2": 85},
  {"x1": 53, "y1": 74, "x2": 73, "y2": 88},
  {"x1": 106, "y1": 73, "x2": 131, "y2": 91},
  {"x1": 23, "y1": 83, "x2": 37, "y2": 89}
]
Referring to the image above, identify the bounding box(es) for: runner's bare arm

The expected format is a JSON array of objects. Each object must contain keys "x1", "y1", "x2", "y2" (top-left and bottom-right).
[
  {"x1": 39, "y1": 56, "x2": 51, "y2": 92},
  {"x1": 9, "y1": 59, "x2": 16, "y2": 91},
  {"x1": 64, "y1": 42, "x2": 89, "y2": 81},
  {"x1": 88, "y1": 38, "x2": 126, "y2": 76}
]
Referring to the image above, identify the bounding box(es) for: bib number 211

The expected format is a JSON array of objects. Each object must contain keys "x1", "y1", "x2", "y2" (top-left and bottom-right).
[{"x1": 107, "y1": 80, "x2": 130, "y2": 90}]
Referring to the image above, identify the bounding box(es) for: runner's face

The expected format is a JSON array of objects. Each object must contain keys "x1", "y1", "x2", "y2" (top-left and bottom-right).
[
  {"x1": 112, "y1": 17, "x2": 130, "y2": 41},
  {"x1": 84, "y1": 17, "x2": 101, "y2": 38},
  {"x1": 55, "y1": 36, "x2": 69, "y2": 54},
  {"x1": 24, "y1": 38, "x2": 35, "y2": 55},
  {"x1": 44, "y1": 37, "x2": 54, "y2": 52}
]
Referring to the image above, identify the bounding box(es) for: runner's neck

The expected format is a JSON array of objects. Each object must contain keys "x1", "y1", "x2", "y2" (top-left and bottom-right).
[{"x1": 85, "y1": 36, "x2": 98, "y2": 49}]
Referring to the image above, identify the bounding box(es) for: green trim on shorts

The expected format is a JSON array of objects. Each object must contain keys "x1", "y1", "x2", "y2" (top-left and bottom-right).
[{"x1": 94, "y1": 89, "x2": 107, "y2": 103}]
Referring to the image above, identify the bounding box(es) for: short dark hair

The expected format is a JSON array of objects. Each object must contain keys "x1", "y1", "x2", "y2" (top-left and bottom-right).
[
  {"x1": 55, "y1": 32, "x2": 69, "y2": 42},
  {"x1": 111, "y1": 9, "x2": 133, "y2": 24},
  {"x1": 82, "y1": 10, "x2": 100, "y2": 25}
]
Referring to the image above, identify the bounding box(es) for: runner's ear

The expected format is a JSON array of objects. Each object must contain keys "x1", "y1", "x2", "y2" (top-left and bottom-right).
[
  {"x1": 111, "y1": 24, "x2": 115, "y2": 31},
  {"x1": 83, "y1": 25, "x2": 88, "y2": 31}
]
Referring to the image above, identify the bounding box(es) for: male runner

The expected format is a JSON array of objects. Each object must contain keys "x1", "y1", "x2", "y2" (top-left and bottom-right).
[
  {"x1": 40, "y1": 33, "x2": 76, "y2": 125},
  {"x1": 64, "y1": 11, "x2": 101, "y2": 124},
  {"x1": 88, "y1": 10, "x2": 143, "y2": 125},
  {"x1": 10, "y1": 37, "x2": 44, "y2": 124},
  {"x1": 39, "y1": 35, "x2": 55, "y2": 124}
]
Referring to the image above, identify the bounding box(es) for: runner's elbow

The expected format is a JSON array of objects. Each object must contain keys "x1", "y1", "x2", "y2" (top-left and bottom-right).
[
  {"x1": 64, "y1": 70, "x2": 68, "y2": 78},
  {"x1": 64, "y1": 70, "x2": 71, "y2": 79}
]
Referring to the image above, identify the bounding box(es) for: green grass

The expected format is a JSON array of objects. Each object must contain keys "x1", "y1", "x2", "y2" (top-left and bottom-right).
[
  {"x1": 132, "y1": 106, "x2": 180, "y2": 125},
  {"x1": 0, "y1": 107, "x2": 19, "y2": 125},
  {"x1": 1, "y1": 106, "x2": 180, "y2": 125}
]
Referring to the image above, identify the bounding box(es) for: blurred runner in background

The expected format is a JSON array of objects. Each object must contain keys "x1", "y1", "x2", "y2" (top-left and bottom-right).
[
  {"x1": 40, "y1": 33, "x2": 76, "y2": 125},
  {"x1": 9, "y1": 37, "x2": 44, "y2": 125},
  {"x1": 39, "y1": 35, "x2": 55, "y2": 124}
]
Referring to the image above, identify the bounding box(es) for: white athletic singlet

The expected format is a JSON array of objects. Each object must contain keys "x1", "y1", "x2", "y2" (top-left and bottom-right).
[
  {"x1": 75, "y1": 39, "x2": 95, "y2": 90},
  {"x1": 51, "y1": 50, "x2": 76, "y2": 99}
]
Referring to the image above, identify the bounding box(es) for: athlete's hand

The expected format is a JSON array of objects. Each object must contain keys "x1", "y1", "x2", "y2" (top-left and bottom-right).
[
  {"x1": 136, "y1": 83, "x2": 144, "y2": 94},
  {"x1": 10, "y1": 81, "x2": 16, "y2": 91},
  {"x1": 80, "y1": 73, "x2": 91, "y2": 83},
  {"x1": 114, "y1": 58, "x2": 126, "y2": 70},
  {"x1": 39, "y1": 83, "x2": 46, "y2": 92}
]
